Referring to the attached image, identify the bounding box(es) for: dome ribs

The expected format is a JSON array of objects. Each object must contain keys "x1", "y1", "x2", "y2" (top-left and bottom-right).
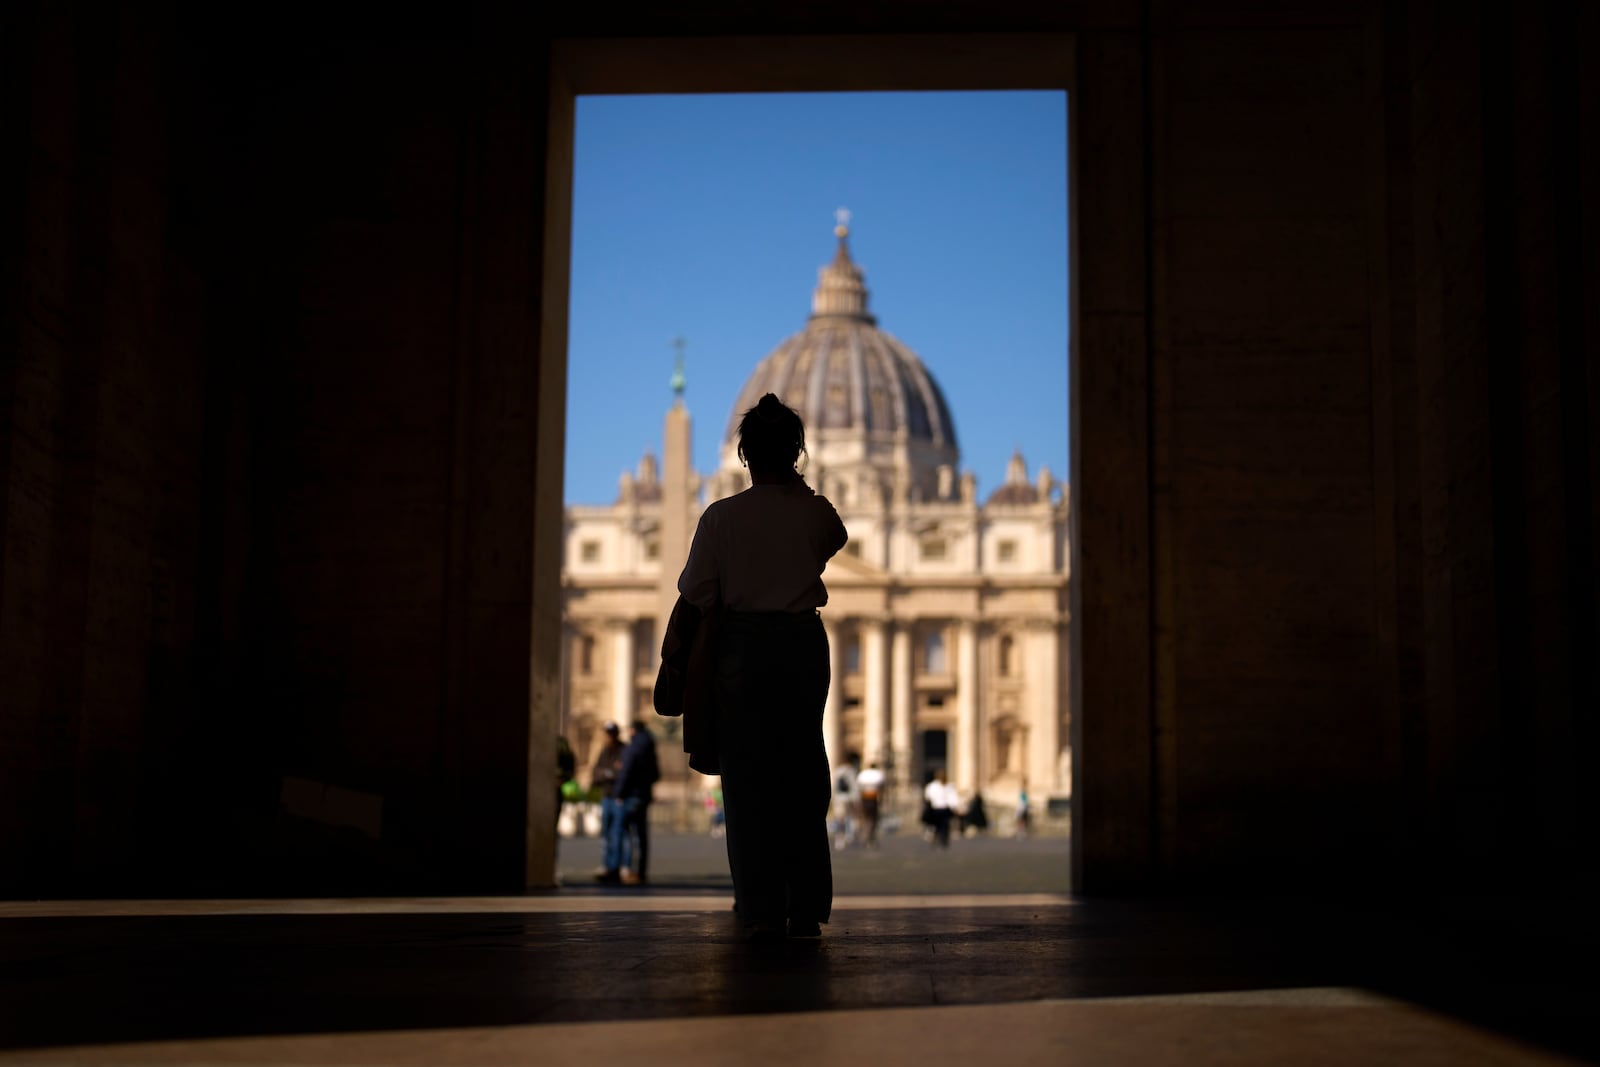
[
  {"x1": 805, "y1": 327, "x2": 834, "y2": 428},
  {"x1": 847, "y1": 328, "x2": 868, "y2": 434},
  {"x1": 716, "y1": 230, "x2": 962, "y2": 487}
]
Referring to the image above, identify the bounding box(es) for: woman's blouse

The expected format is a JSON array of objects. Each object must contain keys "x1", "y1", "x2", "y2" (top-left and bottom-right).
[
  {"x1": 924, "y1": 780, "x2": 960, "y2": 811},
  {"x1": 678, "y1": 479, "x2": 848, "y2": 613}
]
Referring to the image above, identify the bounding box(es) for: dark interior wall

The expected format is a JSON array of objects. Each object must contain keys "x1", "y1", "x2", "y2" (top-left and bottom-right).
[
  {"x1": 2, "y1": 7, "x2": 545, "y2": 894},
  {"x1": 1145, "y1": 10, "x2": 1384, "y2": 885},
  {"x1": 1382, "y1": 0, "x2": 1598, "y2": 886},
  {"x1": 235, "y1": 30, "x2": 544, "y2": 891},
  {"x1": 1113, "y1": 0, "x2": 1597, "y2": 890},
  {"x1": 2, "y1": 8, "x2": 219, "y2": 893},
  {"x1": 2, "y1": 0, "x2": 1594, "y2": 896}
]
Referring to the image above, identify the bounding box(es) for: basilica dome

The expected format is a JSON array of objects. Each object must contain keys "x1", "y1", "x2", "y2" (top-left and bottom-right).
[{"x1": 718, "y1": 220, "x2": 960, "y2": 498}]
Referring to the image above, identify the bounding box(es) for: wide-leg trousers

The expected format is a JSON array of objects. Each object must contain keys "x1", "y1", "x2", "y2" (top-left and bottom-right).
[{"x1": 714, "y1": 610, "x2": 833, "y2": 927}]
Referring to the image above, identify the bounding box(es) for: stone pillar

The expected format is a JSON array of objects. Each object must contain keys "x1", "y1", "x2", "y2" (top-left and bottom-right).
[
  {"x1": 610, "y1": 619, "x2": 634, "y2": 730},
  {"x1": 1029, "y1": 620, "x2": 1063, "y2": 794},
  {"x1": 890, "y1": 620, "x2": 914, "y2": 798},
  {"x1": 823, "y1": 618, "x2": 844, "y2": 774},
  {"x1": 557, "y1": 623, "x2": 570, "y2": 733},
  {"x1": 862, "y1": 618, "x2": 889, "y2": 768},
  {"x1": 956, "y1": 620, "x2": 979, "y2": 793}
]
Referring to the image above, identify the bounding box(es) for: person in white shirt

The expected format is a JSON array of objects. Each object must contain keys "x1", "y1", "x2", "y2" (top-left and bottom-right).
[
  {"x1": 678, "y1": 393, "x2": 848, "y2": 943},
  {"x1": 923, "y1": 767, "x2": 959, "y2": 849},
  {"x1": 831, "y1": 753, "x2": 862, "y2": 850},
  {"x1": 856, "y1": 762, "x2": 886, "y2": 846}
]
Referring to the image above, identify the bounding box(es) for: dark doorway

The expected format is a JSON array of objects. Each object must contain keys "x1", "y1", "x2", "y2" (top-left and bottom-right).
[{"x1": 919, "y1": 728, "x2": 950, "y2": 782}]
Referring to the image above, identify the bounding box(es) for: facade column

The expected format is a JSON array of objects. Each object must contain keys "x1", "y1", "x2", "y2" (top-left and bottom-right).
[
  {"x1": 823, "y1": 618, "x2": 844, "y2": 774},
  {"x1": 1029, "y1": 620, "x2": 1063, "y2": 795},
  {"x1": 610, "y1": 619, "x2": 635, "y2": 730},
  {"x1": 861, "y1": 618, "x2": 889, "y2": 768},
  {"x1": 955, "y1": 620, "x2": 979, "y2": 794},
  {"x1": 890, "y1": 620, "x2": 914, "y2": 799}
]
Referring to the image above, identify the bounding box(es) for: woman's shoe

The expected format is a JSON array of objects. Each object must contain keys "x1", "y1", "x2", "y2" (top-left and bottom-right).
[{"x1": 787, "y1": 919, "x2": 821, "y2": 939}]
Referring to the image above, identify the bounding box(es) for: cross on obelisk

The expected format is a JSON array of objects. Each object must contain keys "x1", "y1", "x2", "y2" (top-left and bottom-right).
[{"x1": 670, "y1": 336, "x2": 686, "y2": 400}]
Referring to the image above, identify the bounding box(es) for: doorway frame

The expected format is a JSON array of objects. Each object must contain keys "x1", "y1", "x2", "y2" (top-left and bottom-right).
[{"x1": 534, "y1": 33, "x2": 1155, "y2": 893}]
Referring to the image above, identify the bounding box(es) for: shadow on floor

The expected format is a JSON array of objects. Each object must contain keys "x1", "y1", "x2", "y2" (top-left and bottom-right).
[{"x1": 1, "y1": 897, "x2": 1595, "y2": 1061}]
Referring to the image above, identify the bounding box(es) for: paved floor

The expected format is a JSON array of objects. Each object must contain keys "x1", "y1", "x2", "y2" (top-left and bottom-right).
[
  {"x1": 557, "y1": 827, "x2": 1071, "y2": 894},
  {"x1": 1, "y1": 891, "x2": 1595, "y2": 1065}
]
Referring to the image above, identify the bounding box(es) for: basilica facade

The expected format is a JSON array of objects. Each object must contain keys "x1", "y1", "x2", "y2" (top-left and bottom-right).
[{"x1": 561, "y1": 223, "x2": 1071, "y2": 821}]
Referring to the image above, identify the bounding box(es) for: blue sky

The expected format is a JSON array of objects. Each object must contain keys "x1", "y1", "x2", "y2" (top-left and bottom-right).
[{"x1": 566, "y1": 91, "x2": 1069, "y2": 505}]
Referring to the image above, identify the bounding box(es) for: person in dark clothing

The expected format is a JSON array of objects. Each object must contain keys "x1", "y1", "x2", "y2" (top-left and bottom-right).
[
  {"x1": 677, "y1": 393, "x2": 848, "y2": 943},
  {"x1": 960, "y1": 792, "x2": 989, "y2": 836},
  {"x1": 592, "y1": 722, "x2": 627, "y2": 884},
  {"x1": 612, "y1": 720, "x2": 660, "y2": 885}
]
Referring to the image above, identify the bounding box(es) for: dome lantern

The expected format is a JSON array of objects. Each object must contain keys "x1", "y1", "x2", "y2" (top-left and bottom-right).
[
  {"x1": 811, "y1": 208, "x2": 874, "y2": 323},
  {"x1": 719, "y1": 215, "x2": 960, "y2": 501}
]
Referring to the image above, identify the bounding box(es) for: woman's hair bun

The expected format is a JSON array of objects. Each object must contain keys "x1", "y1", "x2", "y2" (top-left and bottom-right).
[{"x1": 737, "y1": 393, "x2": 807, "y2": 475}]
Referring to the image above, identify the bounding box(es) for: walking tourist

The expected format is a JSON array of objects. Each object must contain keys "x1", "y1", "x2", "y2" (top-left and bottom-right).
[
  {"x1": 961, "y1": 791, "x2": 989, "y2": 836},
  {"x1": 613, "y1": 720, "x2": 659, "y2": 885},
  {"x1": 592, "y1": 722, "x2": 627, "y2": 883},
  {"x1": 857, "y1": 761, "x2": 885, "y2": 846},
  {"x1": 832, "y1": 752, "x2": 862, "y2": 849},
  {"x1": 924, "y1": 767, "x2": 958, "y2": 849}
]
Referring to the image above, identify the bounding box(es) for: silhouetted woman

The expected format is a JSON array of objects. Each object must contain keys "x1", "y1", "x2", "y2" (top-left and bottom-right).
[{"x1": 678, "y1": 393, "x2": 848, "y2": 943}]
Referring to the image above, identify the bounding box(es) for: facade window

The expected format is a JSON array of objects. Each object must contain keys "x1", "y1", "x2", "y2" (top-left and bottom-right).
[
  {"x1": 844, "y1": 639, "x2": 861, "y2": 675},
  {"x1": 921, "y1": 537, "x2": 947, "y2": 561},
  {"x1": 643, "y1": 539, "x2": 660, "y2": 561},
  {"x1": 844, "y1": 540, "x2": 863, "y2": 557},
  {"x1": 998, "y1": 634, "x2": 1015, "y2": 676},
  {"x1": 578, "y1": 634, "x2": 595, "y2": 675},
  {"x1": 580, "y1": 540, "x2": 601, "y2": 564},
  {"x1": 923, "y1": 629, "x2": 947, "y2": 673},
  {"x1": 997, "y1": 539, "x2": 1017, "y2": 563}
]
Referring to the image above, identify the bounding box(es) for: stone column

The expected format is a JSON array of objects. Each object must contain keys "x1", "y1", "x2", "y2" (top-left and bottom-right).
[
  {"x1": 610, "y1": 619, "x2": 634, "y2": 730},
  {"x1": 890, "y1": 620, "x2": 913, "y2": 798},
  {"x1": 955, "y1": 620, "x2": 979, "y2": 793},
  {"x1": 862, "y1": 618, "x2": 889, "y2": 768},
  {"x1": 823, "y1": 618, "x2": 844, "y2": 773},
  {"x1": 1029, "y1": 620, "x2": 1062, "y2": 795}
]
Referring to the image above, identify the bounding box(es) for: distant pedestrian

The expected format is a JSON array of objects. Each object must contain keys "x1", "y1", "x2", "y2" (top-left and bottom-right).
[
  {"x1": 1015, "y1": 781, "x2": 1031, "y2": 839},
  {"x1": 961, "y1": 792, "x2": 989, "y2": 836},
  {"x1": 613, "y1": 720, "x2": 660, "y2": 885},
  {"x1": 705, "y1": 780, "x2": 727, "y2": 838},
  {"x1": 924, "y1": 768, "x2": 958, "y2": 848},
  {"x1": 592, "y1": 723, "x2": 627, "y2": 883},
  {"x1": 857, "y1": 762, "x2": 885, "y2": 846},
  {"x1": 832, "y1": 752, "x2": 862, "y2": 849}
]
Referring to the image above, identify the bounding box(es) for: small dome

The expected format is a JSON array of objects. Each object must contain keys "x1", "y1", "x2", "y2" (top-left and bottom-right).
[
  {"x1": 987, "y1": 450, "x2": 1040, "y2": 506},
  {"x1": 724, "y1": 222, "x2": 959, "y2": 466}
]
